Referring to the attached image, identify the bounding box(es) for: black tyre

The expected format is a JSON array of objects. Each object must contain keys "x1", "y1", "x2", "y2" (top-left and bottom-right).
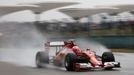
[
  {"x1": 102, "y1": 52, "x2": 115, "y2": 69},
  {"x1": 36, "y1": 51, "x2": 49, "y2": 68},
  {"x1": 64, "y1": 53, "x2": 77, "y2": 71}
]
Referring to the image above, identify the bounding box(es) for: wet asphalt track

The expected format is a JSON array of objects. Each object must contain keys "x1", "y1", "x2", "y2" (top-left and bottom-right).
[{"x1": 0, "y1": 49, "x2": 134, "y2": 75}]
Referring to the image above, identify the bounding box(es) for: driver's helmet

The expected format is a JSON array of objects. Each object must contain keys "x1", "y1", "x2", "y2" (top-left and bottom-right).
[
  {"x1": 72, "y1": 46, "x2": 79, "y2": 51},
  {"x1": 66, "y1": 39, "x2": 75, "y2": 44},
  {"x1": 86, "y1": 48, "x2": 90, "y2": 51}
]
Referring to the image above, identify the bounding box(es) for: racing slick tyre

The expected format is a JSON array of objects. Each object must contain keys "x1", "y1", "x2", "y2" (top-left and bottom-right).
[
  {"x1": 102, "y1": 52, "x2": 115, "y2": 70},
  {"x1": 64, "y1": 53, "x2": 77, "y2": 71},
  {"x1": 36, "y1": 51, "x2": 49, "y2": 68}
]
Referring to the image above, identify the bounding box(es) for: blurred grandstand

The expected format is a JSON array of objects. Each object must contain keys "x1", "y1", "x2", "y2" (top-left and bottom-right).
[{"x1": 35, "y1": 12, "x2": 134, "y2": 36}]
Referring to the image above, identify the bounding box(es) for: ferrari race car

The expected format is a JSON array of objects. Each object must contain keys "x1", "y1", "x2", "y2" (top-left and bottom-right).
[{"x1": 35, "y1": 40, "x2": 120, "y2": 71}]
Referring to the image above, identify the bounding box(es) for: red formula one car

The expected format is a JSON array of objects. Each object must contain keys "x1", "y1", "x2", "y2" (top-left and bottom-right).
[{"x1": 35, "y1": 40, "x2": 120, "y2": 71}]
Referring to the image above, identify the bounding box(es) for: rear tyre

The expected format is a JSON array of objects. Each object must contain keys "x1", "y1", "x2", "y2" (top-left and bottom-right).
[
  {"x1": 64, "y1": 53, "x2": 77, "y2": 71},
  {"x1": 36, "y1": 51, "x2": 49, "y2": 68},
  {"x1": 102, "y1": 52, "x2": 115, "y2": 70}
]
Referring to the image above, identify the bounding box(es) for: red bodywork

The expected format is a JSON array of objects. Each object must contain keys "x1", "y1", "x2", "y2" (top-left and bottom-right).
[
  {"x1": 44, "y1": 41, "x2": 120, "y2": 71},
  {"x1": 50, "y1": 41, "x2": 102, "y2": 68},
  {"x1": 64, "y1": 42, "x2": 101, "y2": 67}
]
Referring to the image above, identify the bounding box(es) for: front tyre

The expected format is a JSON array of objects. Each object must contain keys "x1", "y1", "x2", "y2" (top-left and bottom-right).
[
  {"x1": 102, "y1": 52, "x2": 115, "y2": 70},
  {"x1": 64, "y1": 53, "x2": 77, "y2": 71}
]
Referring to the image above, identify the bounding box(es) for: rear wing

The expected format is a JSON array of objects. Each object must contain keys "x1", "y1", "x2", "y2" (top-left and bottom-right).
[
  {"x1": 45, "y1": 41, "x2": 65, "y2": 47},
  {"x1": 44, "y1": 41, "x2": 65, "y2": 55}
]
